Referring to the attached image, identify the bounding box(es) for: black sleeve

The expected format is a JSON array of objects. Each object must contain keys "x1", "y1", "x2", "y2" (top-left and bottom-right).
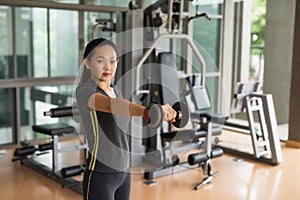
[{"x1": 76, "y1": 83, "x2": 96, "y2": 111}]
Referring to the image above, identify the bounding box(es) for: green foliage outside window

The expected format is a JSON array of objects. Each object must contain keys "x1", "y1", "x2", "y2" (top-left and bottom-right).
[
  {"x1": 250, "y1": 0, "x2": 266, "y2": 80},
  {"x1": 251, "y1": 0, "x2": 266, "y2": 54}
]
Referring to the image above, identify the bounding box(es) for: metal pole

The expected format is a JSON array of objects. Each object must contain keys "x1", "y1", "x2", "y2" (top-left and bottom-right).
[{"x1": 135, "y1": 33, "x2": 206, "y2": 95}]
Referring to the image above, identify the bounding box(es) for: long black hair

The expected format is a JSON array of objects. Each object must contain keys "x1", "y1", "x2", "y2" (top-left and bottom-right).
[{"x1": 79, "y1": 38, "x2": 119, "y2": 85}]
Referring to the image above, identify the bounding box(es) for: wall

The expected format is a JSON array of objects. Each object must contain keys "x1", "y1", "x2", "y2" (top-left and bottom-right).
[
  {"x1": 288, "y1": 0, "x2": 300, "y2": 146},
  {"x1": 264, "y1": 0, "x2": 296, "y2": 124}
]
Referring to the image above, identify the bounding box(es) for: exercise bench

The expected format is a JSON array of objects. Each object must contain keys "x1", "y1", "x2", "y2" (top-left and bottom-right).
[{"x1": 12, "y1": 107, "x2": 85, "y2": 195}]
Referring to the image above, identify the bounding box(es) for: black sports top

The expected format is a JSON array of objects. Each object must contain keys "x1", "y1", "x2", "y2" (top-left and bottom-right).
[{"x1": 76, "y1": 79, "x2": 130, "y2": 173}]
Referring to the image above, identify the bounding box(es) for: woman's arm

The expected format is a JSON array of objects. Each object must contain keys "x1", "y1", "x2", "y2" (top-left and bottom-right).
[
  {"x1": 88, "y1": 93, "x2": 176, "y2": 122},
  {"x1": 88, "y1": 93, "x2": 145, "y2": 116}
]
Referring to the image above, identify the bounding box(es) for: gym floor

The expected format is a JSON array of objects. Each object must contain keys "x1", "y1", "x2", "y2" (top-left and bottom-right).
[{"x1": 0, "y1": 131, "x2": 300, "y2": 200}]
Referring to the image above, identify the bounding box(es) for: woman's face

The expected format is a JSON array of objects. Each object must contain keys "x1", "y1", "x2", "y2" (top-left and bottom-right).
[{"x1": 85, "y1": 45, "x2": 118, "y2": 84}]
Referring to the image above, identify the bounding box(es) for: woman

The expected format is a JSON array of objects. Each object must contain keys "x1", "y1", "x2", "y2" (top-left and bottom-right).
[{"x1": 76, "y1": 38, "x2": 176, "y2": 200}]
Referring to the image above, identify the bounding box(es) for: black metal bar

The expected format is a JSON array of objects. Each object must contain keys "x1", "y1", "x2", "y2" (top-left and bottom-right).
[{"x1": 21, "y1": 159, "x2": 83, "y2": 194}]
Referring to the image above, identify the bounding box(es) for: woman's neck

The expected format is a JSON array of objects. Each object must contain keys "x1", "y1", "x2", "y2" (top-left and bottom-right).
[
  {"x1": 98, "y1": 81, "x2": 111, "y2": 91},
  {"x1": 98, "y1": 81, "x2": 116, "y2": 98}
]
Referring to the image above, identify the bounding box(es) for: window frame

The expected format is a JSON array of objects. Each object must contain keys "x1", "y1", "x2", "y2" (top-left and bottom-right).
[{"x1": 0, "y1": 0, "x2": 127, "y2": 147}]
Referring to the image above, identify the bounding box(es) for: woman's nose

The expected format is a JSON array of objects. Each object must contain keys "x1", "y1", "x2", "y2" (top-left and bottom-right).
[{"x1": 103, "y1": 62, "x2": 111, "y2": 70}]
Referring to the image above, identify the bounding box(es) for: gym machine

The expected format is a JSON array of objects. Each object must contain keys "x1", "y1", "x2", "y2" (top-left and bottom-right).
[
  {"x1": 12, "y1": 106, "x2": 86, "y2": 194},
  {"x1": 133, "y1": 35, "x2": 227, "y2": 188},
  {"x1": 113, "y1": 0, "x2": 226, "y2": 189},
  {"x1": 219, "y1": 82, "x2": 282, "y2": 165},
  {"x1": 8, "y1": 0, "x2": 225, "y2": 193}
]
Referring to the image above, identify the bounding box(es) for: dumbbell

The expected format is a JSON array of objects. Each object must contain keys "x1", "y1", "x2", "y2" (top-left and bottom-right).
[
  {"x1": 172, "y1": 102, "x2": 190, "y2": 128},
  {"x1": 144, "y1": 102, "x2": 190, "y2": 129}
]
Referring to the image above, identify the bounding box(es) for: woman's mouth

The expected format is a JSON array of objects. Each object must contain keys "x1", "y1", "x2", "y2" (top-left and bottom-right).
[{"x1": 102, "y1": 73, "x2": 111, "y2": 77}]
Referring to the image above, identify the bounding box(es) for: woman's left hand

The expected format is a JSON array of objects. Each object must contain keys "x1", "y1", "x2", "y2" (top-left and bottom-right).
[{"x1": 161, "y1": 104, "x2": 177, "y2": 122}]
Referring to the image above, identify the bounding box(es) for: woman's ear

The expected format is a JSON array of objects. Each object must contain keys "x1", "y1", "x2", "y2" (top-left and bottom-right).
[{"x1": 84, "y1": 58, "x2": 90, "y2": 69}]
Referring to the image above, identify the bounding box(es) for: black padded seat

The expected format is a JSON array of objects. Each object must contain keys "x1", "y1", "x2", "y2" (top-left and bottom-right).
[
  {"x1": 191, "y1": 112, "x2": 228, "y2": 125},
  {"x1": 32, "y1": 123, "x2": 75, "y2": 136}
]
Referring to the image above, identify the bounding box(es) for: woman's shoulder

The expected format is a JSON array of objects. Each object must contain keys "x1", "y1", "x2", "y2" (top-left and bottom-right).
[
  {"x1": 76, "y1": 79, "x2": 97, "y2": 96},
  {"x1": 77, "y1": 79, "x2": 96, "y2": 89}
]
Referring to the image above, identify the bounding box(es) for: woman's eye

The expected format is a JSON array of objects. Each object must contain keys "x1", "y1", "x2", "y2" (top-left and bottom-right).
[{"x1": 98, "y1": 59, "x2": 105, "y2": 64}]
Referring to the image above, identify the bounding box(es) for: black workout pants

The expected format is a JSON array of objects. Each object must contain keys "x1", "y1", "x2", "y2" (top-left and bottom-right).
[{"x1": 82, "y1": 170, "x2": 131, "y2": 200}]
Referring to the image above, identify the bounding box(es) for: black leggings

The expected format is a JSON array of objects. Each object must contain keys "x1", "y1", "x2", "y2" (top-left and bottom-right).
[{"x1": 83, "y1": 170, "x2": 131, "y2": 200}]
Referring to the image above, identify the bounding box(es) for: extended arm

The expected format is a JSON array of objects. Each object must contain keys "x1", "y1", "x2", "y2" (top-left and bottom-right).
[
  {"x1": 88, "y1": 93, "x2": 176, "y2": 122},
  {"x1": 88, "y1": 93, "x2": 145, "y2": 116}
]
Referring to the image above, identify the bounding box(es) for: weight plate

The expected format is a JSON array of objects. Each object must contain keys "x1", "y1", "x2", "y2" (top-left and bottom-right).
[
  {"x1": 172, "y1": 102, "x2": 190, "y2": 128},
  {"x1": 147, "y1": 103, "x2": 164, "y2": 129}
]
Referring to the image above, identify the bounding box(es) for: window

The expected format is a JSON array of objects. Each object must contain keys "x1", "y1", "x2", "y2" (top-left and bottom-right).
[
  {"x1": 16, "y1": 7, "x2": 48, "y2": 78},
  {"x1": 192, "y1": 1, "x2": 223, "y2": 113},
  {"x1": 0, "y1": 6, "x2": 13, "y2": 79},
  {"x1": 50, "y1": 9, "x2": 79, "y2": 77},
  {"x1": 0, "y1": 1, "x2": 128, "y2": 146},
  {"x1": 192, "y1": 3, "x2": 222, "y2": 67},
  {"x1": 0, "y1": 88, "x2": 15, "y2": 145},
  {"x1": 87, "y1": 0, "x2": 128, "y2": 7},
  {"x1": 20, "y1": 85, "x2": 74, "y2": 141}
]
